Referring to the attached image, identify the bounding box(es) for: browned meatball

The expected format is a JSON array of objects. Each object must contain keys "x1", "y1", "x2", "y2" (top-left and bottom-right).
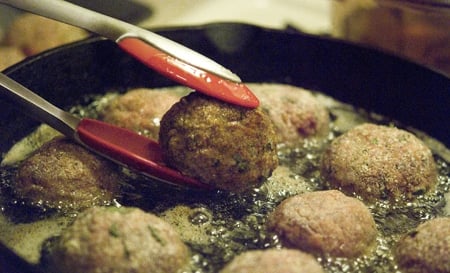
[
  {"x1": 43, "y1": 206, "x2": 189, "y2": 273},
  {"x1": 14, "y1": 137, "x2": 121, "y2": 211},
  {"x1": 394, "y1": 217, "x2": 450, "y2": 273},
  {"x1": 267, "y1": 190, "x2": 377, "y2": 258},
  {"x1": 0, "y1": 46, "x2": 25, "y2": 70},
  {"x1": 248, "y1": 83, "x2": 330, "y2": 144},
  {"x1": 99, "y1": 88, "x2": 189, "y2": 140},
  {"x1": 5, "y1": 13, "x2": 88, "y2": 55},
  {"x1": 219, "y1": 248, "x2": 324, "y2": 273},
  {"x1": 321, "y1": 123, "x2": 437, "y2": 202},
  {"x1": 159, "y1": 92, "x2": 278, "y2": 192}
]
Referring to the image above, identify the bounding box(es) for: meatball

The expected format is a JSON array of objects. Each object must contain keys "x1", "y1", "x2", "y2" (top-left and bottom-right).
[
  {"x1": 248, "y1": 83, "x2": 330, "y2": 144},
  {"x1": 0, "y1": 46, "x2": 25, "y2": 70},
  {"x1": 394, "y1": 217, "x2": 450, "y2": 273},
  {"x1": 43, "y1": 206, "x2": 189, "y2": 273},
  {"x1": 5, "y1": 13, "x2": 88, "y2": 55},
  {"x1": 219, "y1": 248, "x2": 324, "y2": 273},
  {"x1": 321, "y1": 123, "x2": 437, "y2": 202},
  {"x1": 14, "y1": 137, "x2": 121, "y2": 211},
  {"x1": 159, "y1": 92, "x2": 278, "y2": 192},
  {"x1": 99, "y1": 88, "x2": 189, "y2": 140},
  {"x1": 267, "y1": 190, "x2": 377, "y2": 258}
]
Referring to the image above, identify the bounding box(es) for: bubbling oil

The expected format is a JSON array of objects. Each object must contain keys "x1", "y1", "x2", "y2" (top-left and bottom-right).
[{"x1": 0, "y1": 87, "x2": 449, "y2": 273}]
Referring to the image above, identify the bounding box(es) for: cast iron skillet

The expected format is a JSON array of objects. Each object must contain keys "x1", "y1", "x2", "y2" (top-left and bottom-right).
[{"x1": 0, "y1": 23, "x2": 449, "y2": 272}]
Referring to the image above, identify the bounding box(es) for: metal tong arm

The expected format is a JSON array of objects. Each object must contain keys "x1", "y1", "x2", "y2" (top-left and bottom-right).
[
  {"x1": 0, "y1": 0, "x2": 241, "y2": 82},
  {"x1": 0, "y1": 73, "x2": 80, "y2": 138}
]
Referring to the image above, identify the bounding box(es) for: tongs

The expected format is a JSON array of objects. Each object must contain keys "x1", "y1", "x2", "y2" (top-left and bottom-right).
[
  {"x1": 0, "y1": 0, "x2": 259, "y2": 108},
  {"x1": 0, "y1": 73, "x2": 212, "y2": 189}
]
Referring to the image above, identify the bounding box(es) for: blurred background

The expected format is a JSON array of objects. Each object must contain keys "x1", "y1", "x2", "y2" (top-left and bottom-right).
[{"x1": 1, "y1": 0, "x2": 449, "y2": 75}]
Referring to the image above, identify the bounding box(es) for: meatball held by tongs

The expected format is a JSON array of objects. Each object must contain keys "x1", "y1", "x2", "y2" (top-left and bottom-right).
[{"x1": 159, "y1": 92, "x2": 279, "y2": 193}]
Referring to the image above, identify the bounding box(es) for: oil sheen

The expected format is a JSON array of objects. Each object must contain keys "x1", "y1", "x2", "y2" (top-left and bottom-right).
[{"x1": 0, "y1": 86, "x2": 449, "y2": 273}]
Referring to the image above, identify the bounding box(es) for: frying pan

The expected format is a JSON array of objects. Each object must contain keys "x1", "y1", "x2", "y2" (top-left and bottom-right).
[{"x1": 0, "y1": 23, "x2": 449, "y2": 272}]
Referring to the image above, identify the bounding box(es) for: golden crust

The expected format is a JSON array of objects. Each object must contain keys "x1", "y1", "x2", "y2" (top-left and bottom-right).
[
  {"x1": 159, "y1": 92, "x2": 278, "y2": 192},
  {"x1": 15, "y1": 137, "x2": 121, "y2": 210}
]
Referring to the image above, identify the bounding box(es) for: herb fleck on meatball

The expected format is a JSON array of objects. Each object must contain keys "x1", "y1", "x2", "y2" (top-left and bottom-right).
[
  {"x1": 99, "y1": 88, "x2": 188, "y2": 140},
  {"x1": 249, "y1": 83, "x2": 330, "y2": 144},
  {"x1": 267, "y1": 190, "x2": 378, "y2": 258},
  {"x1": 321, "y1": 123, "x2": 437, "y2": 202},
  {"x1": 219, "y1": 248, "x2": 324, "y2": 273},
  {"x1": 159, "y1": 92, "x2": 278, "y2": 192},
  {"x1": 395, "y1": 217, "x2": 450, "y2": 273},
  {"x1": 43, "y1": 206, "x2": 189, "y2": 273},
  {"x1": 14, "y1": 137, "x2": 121, "y2": 211}
]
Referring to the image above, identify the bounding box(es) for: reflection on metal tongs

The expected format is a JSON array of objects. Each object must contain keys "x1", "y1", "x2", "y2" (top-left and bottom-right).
[{"x1": 0, "y1": 0, "x2": 259, "y2": 108}]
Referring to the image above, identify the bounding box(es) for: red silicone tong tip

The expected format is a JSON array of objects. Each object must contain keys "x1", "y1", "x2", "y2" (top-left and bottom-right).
[
  {"x1": 76, "y1": 118, "x2": 212, "y2": 189},
  {"x1": 118, "y1": 37, "x2": 259, "y2": 108}
]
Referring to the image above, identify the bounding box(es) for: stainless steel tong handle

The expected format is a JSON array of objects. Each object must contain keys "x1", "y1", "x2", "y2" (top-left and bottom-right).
[
  {"x1": 0, "y1": 0, "x2": 241, "y2": 82},
  {"x1": 0, "y1": 73, "x2": 80, "y2": 137}
]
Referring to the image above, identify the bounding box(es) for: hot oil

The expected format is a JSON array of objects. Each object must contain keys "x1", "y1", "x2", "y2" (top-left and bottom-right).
[{"x1": 0, "y1": 88, "x2": 449, "y2": 273}]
